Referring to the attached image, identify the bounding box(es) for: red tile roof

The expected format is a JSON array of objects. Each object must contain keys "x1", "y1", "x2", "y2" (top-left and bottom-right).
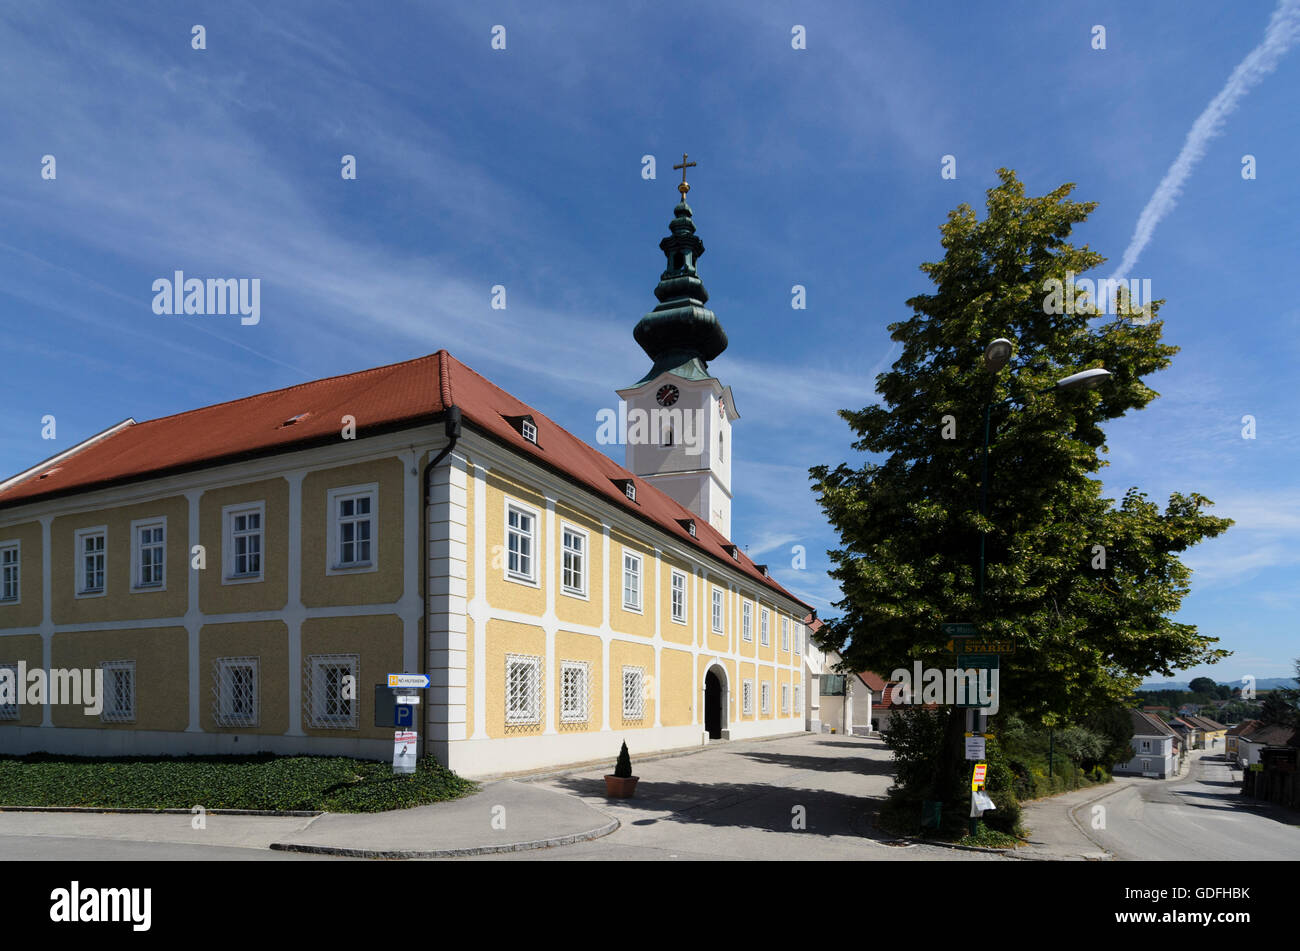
[
  {"x1": 0, "y1": 350, "x2": 809, "y2": 609},
  {"x1": 857, "y1": 670, "x2": 888, "y2": 692}
]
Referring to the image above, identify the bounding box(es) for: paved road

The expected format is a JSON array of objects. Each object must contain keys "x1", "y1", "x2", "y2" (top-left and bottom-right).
[
  {"x1": 469, "y1": 733, "x2": 1006, "y2": 861},
  {"x1": 1085, "y1": 752, "x2": 1300, "y2": 861}
]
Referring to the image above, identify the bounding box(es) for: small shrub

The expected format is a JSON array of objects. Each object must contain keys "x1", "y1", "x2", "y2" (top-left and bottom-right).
[{"x1": 613, "y1": 741, "x2": 633, "y2": 778}]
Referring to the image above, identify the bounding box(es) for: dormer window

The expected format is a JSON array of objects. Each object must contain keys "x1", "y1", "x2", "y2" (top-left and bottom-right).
[
  {"x1": 613, "y1": 478, "x2": 636, "y2": 503},
  {"x1": 724, "y1": 544, "x2": 739, "y2": 561},
  {"x1": 756, "y1": 564, "x2": 769, "y2": 578},
  {"x1": 677, "y1": 518, "x2": 696, "y2": 538},
  {"x1": 281, "y1": 412, "x2": 310, "y2": 427},
  {"x1": 504, "y1": 414, "x2": 539, "y2": 446}
]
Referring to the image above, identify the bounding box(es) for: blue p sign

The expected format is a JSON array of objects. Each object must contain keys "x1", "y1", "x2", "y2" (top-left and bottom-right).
[{"x1": 395, "y1": 704, "x2": 416, "y2": 728}]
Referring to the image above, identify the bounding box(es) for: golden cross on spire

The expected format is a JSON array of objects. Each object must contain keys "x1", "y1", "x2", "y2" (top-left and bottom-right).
[{"x1": 673, "y1": 152, "x2": 697, "y2": 200}]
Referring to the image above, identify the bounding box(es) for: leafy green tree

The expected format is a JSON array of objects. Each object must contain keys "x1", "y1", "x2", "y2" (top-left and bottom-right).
[
  {"x1": 811, "y1": 169, "x2": 1232, "y2": 803},
  {"x1": 1188, "y1": 676, "x2": 1218, "y2": 696}
]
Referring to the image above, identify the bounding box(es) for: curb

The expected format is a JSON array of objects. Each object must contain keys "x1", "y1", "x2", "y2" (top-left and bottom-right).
[
  {"x1": 267, "y1": 815, "x2": 620, "y2": 859},
  {"x1": 0, "y1": 805, "x2": 321, "y2": 817}
]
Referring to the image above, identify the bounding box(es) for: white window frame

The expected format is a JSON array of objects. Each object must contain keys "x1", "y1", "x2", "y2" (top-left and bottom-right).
[
  {"x1": 130, "y1": 516, "x2": 167, "y2": 591},
  {"x1": 622, "y1": 550, "x2": 642, "y2": 612},
  {"x1": 761, "y1": 681, "x2": 771, "y2": 715},
  {"x1": 504, "y1": 500, "x2": 540, "y2": 586},
  {"x1": 742, "y1": 679, "x2": 754, "y2": 716},
  {"x1": 781, "y1": 683, "x2": 790, "y2": 714},
  {"x1": 214, "y1": 656, "x2": 259, "y2": 727},
  {"x1": 758, "y1": 604, "x2": 769, "y2": 646},
  {"x1": 560, "y1": 523, "x2": 588, "y2": 598},
  {"x1": 1140, "y1": 739, "x2": 1151, "y2": 752},
  {"x1": 74, "y1": 526, "x2": 107, "y2": 598},
  {"x1": 794, "y1": 620, "x2": 802, "y2": 654},
  {"x1": 622, "y1": 665, "x2": 646, "y2": 721},
  {"x1": 760, "y1": 608, "x2": 769, "y2": 647},
  {"x1": 223, "y1": 501, "x2": 266, "y2": 584},
  {"x1": 560, "y1": 660, "x2": 589, "y2": 724},
  {"x1": 308, "y1": 653, "x2": 358, "y2": 729},
  {"x1": 780, "y1": 616, "x2": 789, "y2": 652},
  {"x1": 506, "y1": 653, "x2": 542, "y2": 725},
  {"x1": 794, "y1": 683, "x2": 803, "y2": 714},
  {"x1": 711, "y1": 587, "x2": 724, "y2": 633},
  {"x1": 670, "y1": 569, "x2": 687, "y2": 624},
  {"x1": 326, "y1": 483, "x2": 378, "y2": 575},
  {"x1": 0, "y1": 541, "x2": 19, "y2": 604},
  {"x1": 0, "y1": 662, "x2": 18, "y2": 719},
  {"x1": 520, "y1": 417, "x2": 537, "y2": 444},
  {"x1": 100, "y1": 660, "x2": 135, "y2": 723},
  {"x1": 742, "y1": 601, "x2": 753, "y2": 642}
]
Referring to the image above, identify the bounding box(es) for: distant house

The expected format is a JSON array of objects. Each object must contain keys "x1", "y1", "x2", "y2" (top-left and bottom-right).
[
  {"x1": 1169, "y1": 717, "x2": 1200, "y2": 752},
  {"x1": 1241, "y1": 725, "x2": 1300, "y2": 809},
  {"x1": 1239, "y1": 722, "x2": 1298, "y2": 769},
  {"x1": 854, "y1": 670, "x2": 887, "y2": 735},
  {"x1": 1115, "y1": 710, "x2": 1177, "y2": 778},
  {"x1": 804, "y1": 632, "x2": 871, "y2": 737},
  {"x1": 1178, "y1": 703, "x2": 1200, "y2": 717},
  {"x1": 1184, "y1": 715, "x2": 1227, "y2": 749},
  {"x1": 1226, "y1": 719, "x2": 1262, "y2": 764}
]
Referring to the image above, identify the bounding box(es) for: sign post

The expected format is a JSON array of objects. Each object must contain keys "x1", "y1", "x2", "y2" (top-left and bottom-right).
[{"x1": 386, "y1": 674, "x2": 429, "y2": 774}]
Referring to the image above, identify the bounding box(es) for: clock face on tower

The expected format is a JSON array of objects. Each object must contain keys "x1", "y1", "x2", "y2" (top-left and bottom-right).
[{"x1": 656, "y1": 384, "x2": 680, "y2": 407}]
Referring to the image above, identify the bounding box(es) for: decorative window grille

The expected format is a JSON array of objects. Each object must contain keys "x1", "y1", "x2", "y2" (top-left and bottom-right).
[
  {"x1": 305, "y1": 653, "x2": 358, "y2": 729},
  {"x1": 0, "y1": 544, "x2": 17, "y2": 602},
  {"x1": 670, "y1": 571, "x2": 686, "y2": 623},
  {"x1": 760, "y1": 609, "x2": 769, "y2": 646},
  {"x1": 213, "y1": 657, "x2": 259, "y2": 727},
  {"x1": 506, "y1": 653, "x2": 542, "y2": 725},
  {"x1": 781, "y1": 617, "x2": 790, "y2": 652},
  {"x1": 742, "y1": 602, "x2": 753, "y2": 641},
  {"x1": 761, "y1": 682, "x2": 771, "y2": 715},
  {"x1": 560, "y1": 660, "x2": 589, "y2": 724},
  {"x1": 0, "y1": 663, "x2": 18, "y2": 719},
  {"x1": 506, "y1": 505, "x2": 535, "y2": 581},
  {"x1": 742, "y1": 679, "x2": 754, "y2": 716},
  {"x1": 711, "y1": 588, "x2": 723, "y2": 633},
  {"x1": 781, "y1": 683, "x2": 790, "y2": 714},
  {"x1": 135, "y1": 521, "x2": 165, "y2": 587},
  {"x1": 336, "y1": 492, "x2": 374, "y2": 566},
  {"x1": 78, "y1": 529, "x2": 106, "y2": 594},
  {"x1": 561, "y1": 527, "x2": 586, "y2": 595},
  {"x1": 228, "y1": 505, "x2": 263, "y2": 578},
  {"x1": 622, "y1": 552, "x2": 641, "y2": 610},
  {"x1": 100, "y1": 660, "x2": 135, "y2": 722},
  {"x1": 622, "y1": 666, "x2": 646, "y2": 721}
]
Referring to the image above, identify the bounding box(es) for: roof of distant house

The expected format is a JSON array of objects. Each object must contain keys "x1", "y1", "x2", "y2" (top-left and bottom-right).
[
  {"x1": 1226, "y1": 719, "x2": 1262, "y2": 737},
  {"x1": 1131, "y1": 709, "x2": 1176, "y2": 737},
  {"x1": 857, "y1": 670, "x2": 888, "y2": 692},
  {"x1": 0, "y1": 350, "x2": 808, "y2": 609}
]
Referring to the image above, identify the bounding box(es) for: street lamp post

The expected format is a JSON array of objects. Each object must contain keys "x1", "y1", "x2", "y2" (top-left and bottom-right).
[{"x1": 970, "y1": 339, "x2": 1111, "y2": 833}]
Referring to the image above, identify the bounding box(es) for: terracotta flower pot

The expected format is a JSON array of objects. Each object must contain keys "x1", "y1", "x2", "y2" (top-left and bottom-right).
[{"x1": 604, "y1": 775, "x2": 639, "y2": 798}]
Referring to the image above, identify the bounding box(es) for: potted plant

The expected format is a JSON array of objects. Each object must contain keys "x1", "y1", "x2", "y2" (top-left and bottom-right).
[{"x1": 604, "y1": 741, "x2": 638, "y2": 798}]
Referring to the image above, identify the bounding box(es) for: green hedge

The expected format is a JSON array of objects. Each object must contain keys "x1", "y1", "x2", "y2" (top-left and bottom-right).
[{"x1": 0, "y1": 753, "x2": 477, "y2": 813}]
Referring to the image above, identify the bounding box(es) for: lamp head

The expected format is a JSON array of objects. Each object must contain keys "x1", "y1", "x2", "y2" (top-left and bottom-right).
[{"x1": 983, "y1": 338, "x2": 1014, "y2": 372}]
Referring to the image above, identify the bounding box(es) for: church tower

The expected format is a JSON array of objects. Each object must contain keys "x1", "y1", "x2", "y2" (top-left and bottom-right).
[{"x1": 616, "y1": 157, "x2": 738, "y2": 537}]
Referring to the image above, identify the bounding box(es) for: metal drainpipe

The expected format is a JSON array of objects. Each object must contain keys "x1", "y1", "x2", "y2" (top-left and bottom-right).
[{"x1": 419, "y1": 407, "x2": 462, "y2": 762}]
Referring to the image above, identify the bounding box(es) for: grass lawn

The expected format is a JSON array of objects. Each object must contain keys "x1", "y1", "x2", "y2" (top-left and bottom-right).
[{"x1": 0, "y1": 753, "x2": 478, "y2": 813}]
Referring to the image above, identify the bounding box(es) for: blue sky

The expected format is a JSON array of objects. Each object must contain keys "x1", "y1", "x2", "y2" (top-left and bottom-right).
[{"x1": 2, "y1": 2, "x2": 1297, "y2": 682}]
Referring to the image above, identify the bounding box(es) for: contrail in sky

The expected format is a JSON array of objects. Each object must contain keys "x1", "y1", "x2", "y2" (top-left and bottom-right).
[{"x1": 1111, "y1": 0, "x2": 1300, "y2": 279}]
